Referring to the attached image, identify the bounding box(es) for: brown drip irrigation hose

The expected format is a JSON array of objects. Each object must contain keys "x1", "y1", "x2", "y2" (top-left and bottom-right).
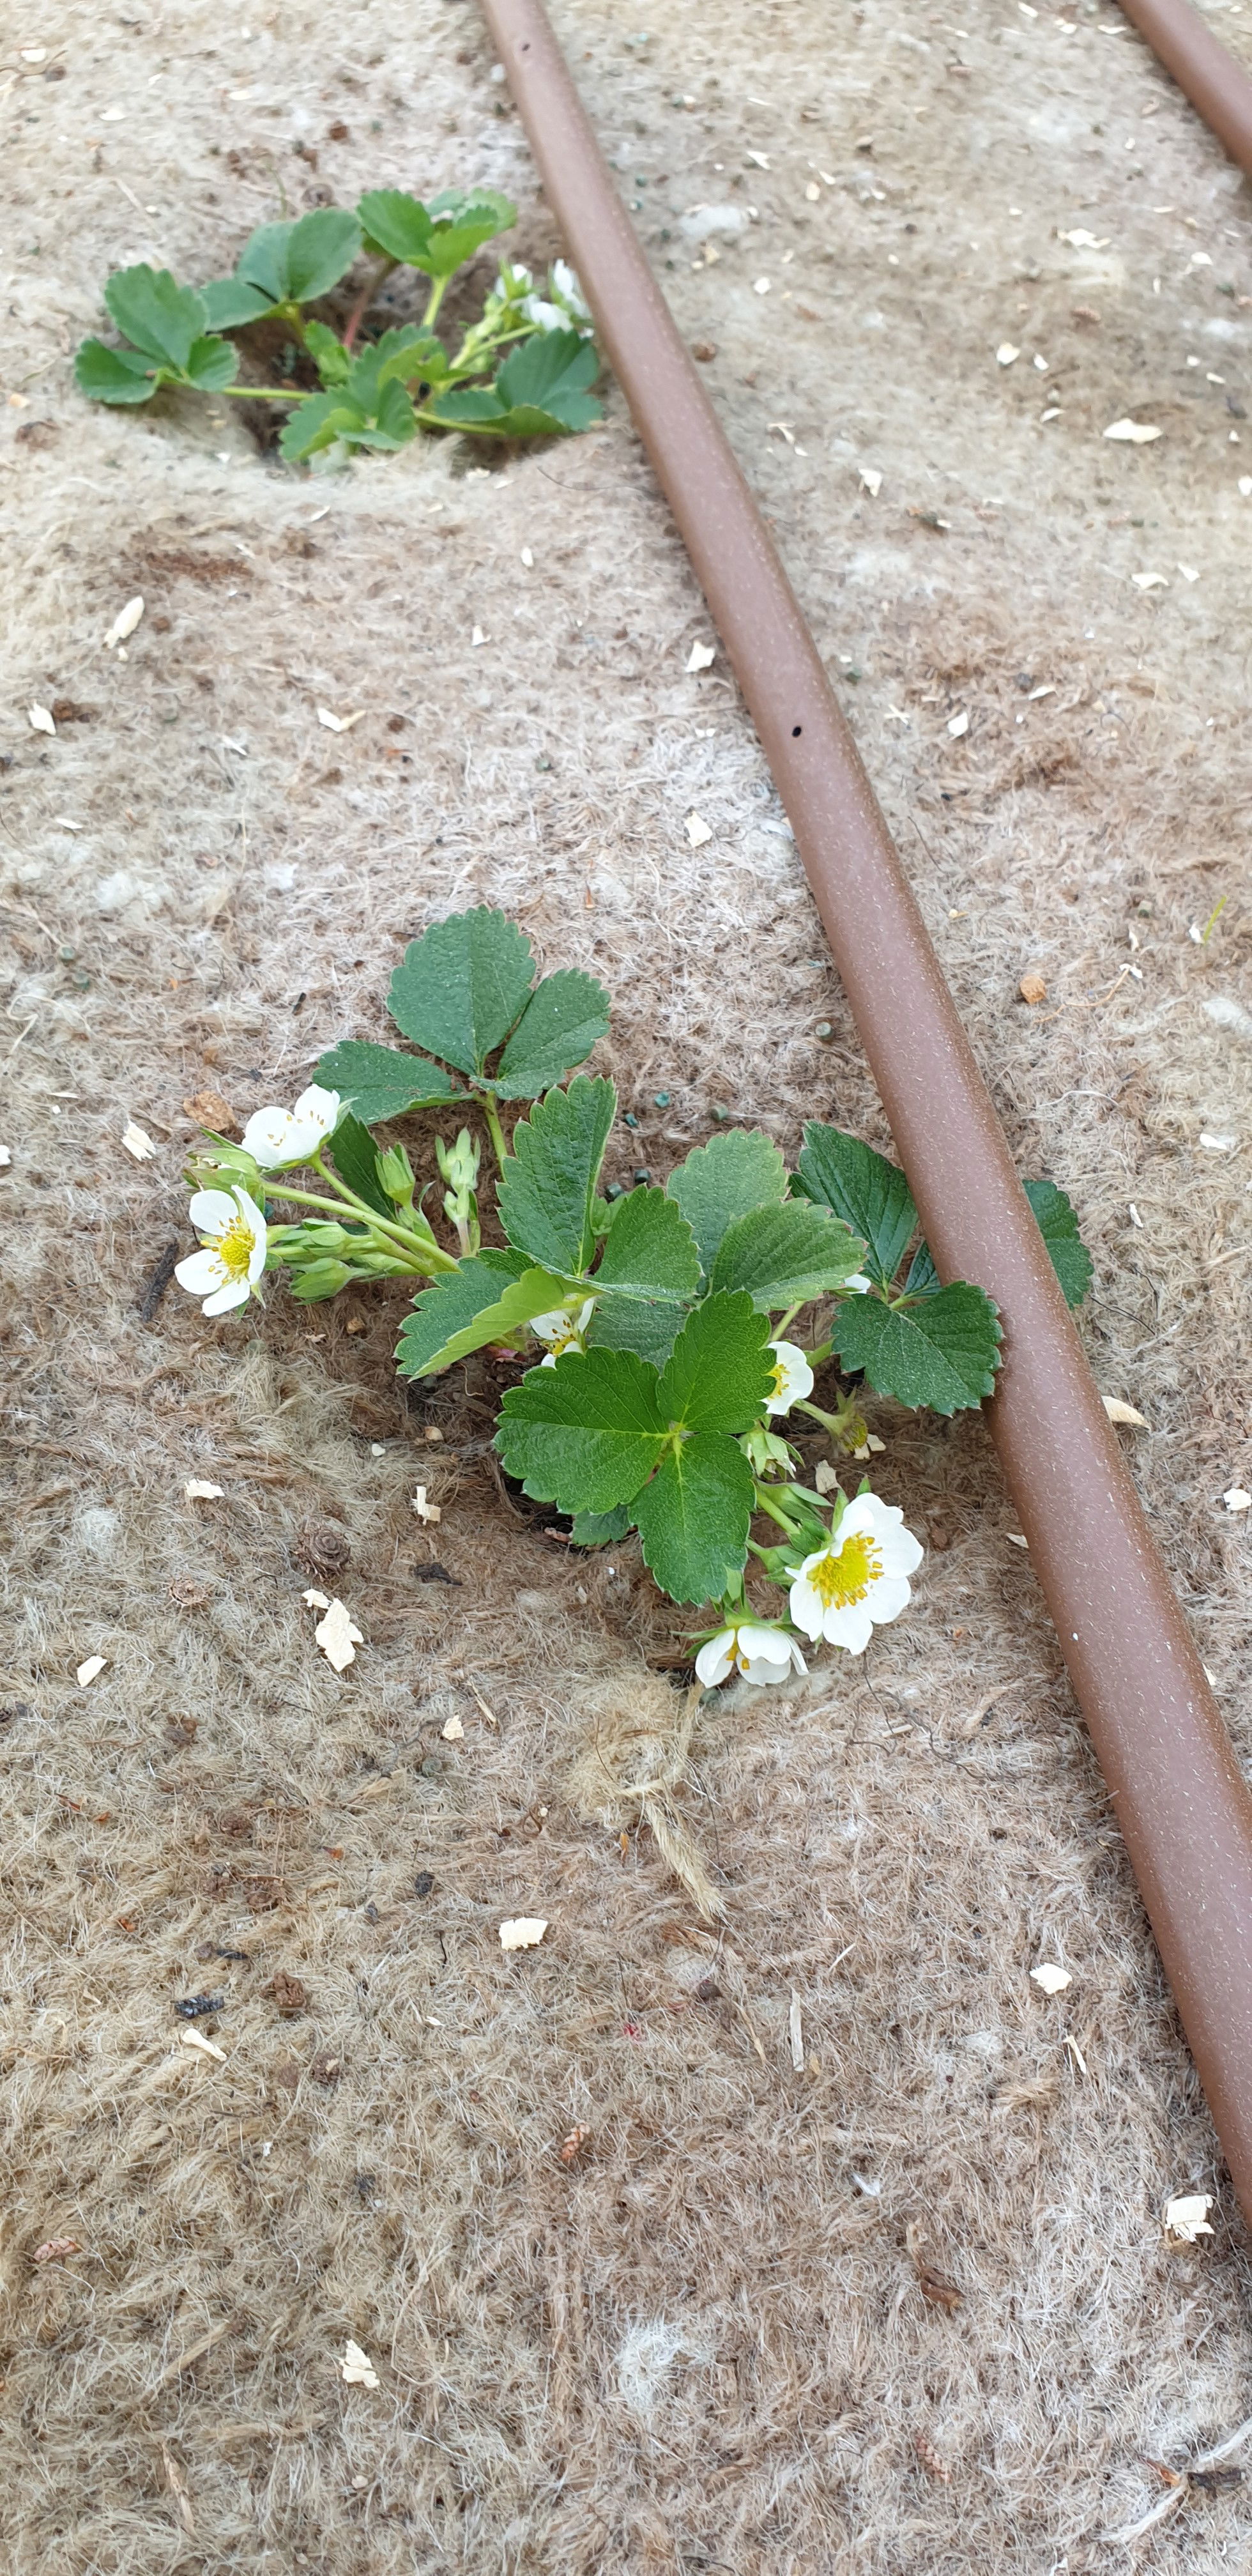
[
  {"x1": 1117, "y1": 0, "x2": 1252, "y2": 180},
  {"x1": 478, "y1": 0, "x2": 1252, "y2": 2223}
]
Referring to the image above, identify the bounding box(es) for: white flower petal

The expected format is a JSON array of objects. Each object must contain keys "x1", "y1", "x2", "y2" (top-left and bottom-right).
[
  {"x1": 201, "y1": 1276, "x2": 252, "y2": 1317},
  {"x1": 293, "y1": 1083, "x2": 340, "y2": 1133},
  {"x1": 187, "y1": 1188, "x2": 241, "y2": 1235},
  {"x1": 865, "y1": 1574, "x2": 913, "y2": 1626},
  {"x1": 788, "y1": 1574, "x2": 826, "y2": 1643},
  {"x1": 176, "y1": 1249, "x2": 226, "y2": 1296},
  {"x1": 696, "y1": 1630, "x2": 737, "y2": 1686},
  {"x1": 241, "y1": 1107, "x2": 299, "y2": 1167},
  {"x1": 821, "y1": 1599, "x2": 876, "y2": 1653}
]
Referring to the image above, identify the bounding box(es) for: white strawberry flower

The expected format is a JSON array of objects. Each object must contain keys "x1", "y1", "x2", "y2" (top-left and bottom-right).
[
  {"x1": 844, "y1": 1273, "x2": 873, "y2": 1294},
  {"x1": 240, "y1": 1084, "x2": 341, "y2": 1172},
  {"x1": 765, "y1": 1340, "x2": 814, "y2": 1416},
  {"x1": 550, "y1": 259, "x2": 592, "y2": 326},
  {"x1": 175, "y1": 1186, "x2": 267, "y2": 1317},
  {"x1": 789, "y1": 1492, "x2": 924, "y2": 1653},
  {"x1": 532, "y1": 1296, "x2": 596, "y2": 1366},
  {"x1": 695, "y1": 1621, "x2": 808, "y2": 1689}
]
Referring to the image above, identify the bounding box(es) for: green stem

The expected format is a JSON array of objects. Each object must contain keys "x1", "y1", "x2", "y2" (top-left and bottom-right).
[
  {"x1": 268, "y1": 1181, "x2": 459, "y2": 1271},
  {"x1": 753, "y1": 1485, "x2": 807, "y2": 1538},
  {"x1": 477, "y1": 1092, "x2": 508, "y2": 1171},
  {"x1": 422, "y1": 275, "x2": 451, "y2": 330},
  {"x1": 218, "y1": 383, "x2": 311, "y2": 403},
  {"x1": 795, "y1": 1395, "x2": 861, "y2": 1439}
]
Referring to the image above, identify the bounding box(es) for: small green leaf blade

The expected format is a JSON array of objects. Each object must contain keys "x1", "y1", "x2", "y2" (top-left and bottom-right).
[
  {"x1": 632, "y1": 1432, "x2": 756, "y2": 1606},
  {"x1": 1024, "y1": 1179, "x2": 1094, "y2": 1308},
  {"x1": 397, "y1": 1261, "x2": 569, "y2": 1379},
  {"x1": 902, "y1": 1240, "x2": 939, "y2": 1298},
  {"x1": 708, "y1": 1198, "x2": 866, "y2": 1310},
  {"x1": 200, "y1": 276, "x2": 277, "y2": 330},
  {"x1": 655, "y1": 1292, "x2": 774, "y2": 1434},
  {"x1": 74, "y1": 339, "x2": 158, "y2": 404},
  {"x1": 666, "y1": 1130, "x2": 788, "y2": 1280},
  {"x1": 570, "y1": 1504, "x2": 631, "y2": 1547},
  {"x1": 794, "y1": 1124, "x2": 916, "y2": 1290},
  {"x1": 357, "y1": 189, "x2": 434, "y2": 266},
  {"x1": 494, "y1": 329, "x2": 600, "y2": 432},
  {"x1": 236, "y1": 209, "x2": 362, "y2": 304},
  {"x1": 360, "y1": 187, "x2": 516, "y2": 279},
  {"x1": 586, "y1": 1295, "x2": 688, "y2": 1369},
  {"x1": 278, "y1": 392, "x2": 361, "y2": 461},
  {"x1": 494, "y1": 967, "x2": 611, "y2": 1098},
  {"x1": 496, "y1": 1076, "x2": 616, "y2": 1277},
  {"x1": 387, "y1": 907, "x2": 535, "y2": 1077},
  {"x1": 102, "y1": 264, "x2": 206, "y2": 367},
  {"x1": 495, "y1": 1349, "x2": 667, "y2": 1513},
  {"x1": 831, "y1": 1282, "x2": 1002, "y2": 1416},
  {"x1": 423, "y1": 384, "x2": 507, "y2": 428},
  {"x1": 314, "y1": 1039, "x2": 465, "y2": 1124},
  {"x1": 328, "y1": 1112, "x2": 392, "y2": 1220},
  {"x1": 593, "y1": 1186, "x2": 701, "y2": 1303},
  {"x1": 302, "y1": 319, "x2": 352, "y2": 387},
  {"x1": 184, "y1": 334, "x2": 238, "y2": 392}
]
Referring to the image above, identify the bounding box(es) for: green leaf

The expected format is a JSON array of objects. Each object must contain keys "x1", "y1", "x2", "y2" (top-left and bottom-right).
[
  {"x1": 103, "y1": 264, "x2": 206, "y2": 368},
  {"x1": 794, "y1": 1124, "x2": 916, "y2": 1290},
  {"x1": 831, "y1": 1281, "x2": 1002, "y2": 1416},
  {"x1": 496, "y1": 1077, "x2": 616, "y2": 1276},
  {"x1": 358, "y1": 186, "x2": 515, "y2": 279},
  {"x1": 902, "y1": 1240, "x2": 939, "y2": 1298},
  {"x1": 200, "y1": 276, "x2": 277, "y2": 331},
  {"x1": 236, "y1": 208, "x2": 362, "y2": 305},
  {"x1": 423, "y1": 383, "x2": 508, "y2": 428},
  {"x1": 344, "y1": 376, "x2": 417, "y2": 449},
  {"x1": 328, "y1": 1112, "x2": 393, "y2": 1221},
  {"x1": 666, "y1": 1130, "x2": 788, "y2": 1280},
  {"x1": 397, "y1": 1260, "x2": 567, "y2": 1379},
  {"x1": 74, "y1": 338, "x2": 158, "y2": 404},
  {"x1": 655, "y1": 1292, "x2": 774, "y2": 1433},
  {"x1": 585, "y1": 1294, "x2": 688, "y2": 1369},
  {"x1": 570, "y1": 1505, "x2": 631, "y2": 1547},
  {"x1": 494, "y1": 967, "x2": 611, "y2": 1098},
  {"x1": 387, "y1": 907, "x2": 535, "y2": 1077},
  {"x1": 1023, "y1": 1180, "x2": 1094, "y2": 1309},
  {"x1": 278, "y1": 392, "x2": 360, "y2": 461},
  {"x1": 303, "y1": 319, "x2": 352, "y2": 387},
  {"x1": 632, "y1": 1432, "x2": 756, "y2": 1606},
  {"x1": 593, "y1": 1186, "x2": 701, "y2": 1303},
  {"x1": 314, "y1": 1039, "x2": 465, "y2": 1124},
  {"x1": 345, "y1": 325, "x2": 442, "y2": 408},
  {"x1": 708, "y1": 1199, "x2": 866, "y2": 1310},
  {"x1": 493, "y1": 329, "x2": 600, "y2": 433},
  {"x1": 495, "y1": 1349, "x2": 668, "y2": 1513},
  {"x1": 184, "y1": 334, "x2": 239, "y2": 392}
]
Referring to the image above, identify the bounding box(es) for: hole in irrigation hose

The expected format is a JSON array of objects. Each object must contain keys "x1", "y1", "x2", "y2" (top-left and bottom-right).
[{"x1": 791, "y1": 724, "x2": 802, "y2": 736}]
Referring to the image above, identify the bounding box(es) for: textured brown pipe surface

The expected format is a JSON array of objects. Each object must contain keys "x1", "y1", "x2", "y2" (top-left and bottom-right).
[
  {"x1": 1118, "y1": 0, "x2": 1252, "y2": 179},
  {"x1": 478, "y1": 0, "x2": 1252, "y2": 2221}
]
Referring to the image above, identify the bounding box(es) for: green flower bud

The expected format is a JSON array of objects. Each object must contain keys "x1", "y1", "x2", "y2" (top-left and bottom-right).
[
  {"x1": 289, "y1": 1259, "x2": 353, "y2": 1303},
  {"x1": 376, "y1": 1142, "x2": 416, "y2": 1213}
]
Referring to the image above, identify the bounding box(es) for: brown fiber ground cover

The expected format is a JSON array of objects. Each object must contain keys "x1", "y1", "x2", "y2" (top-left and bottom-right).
[{"x1": 3, "y1": 1, "x2": 1252, "y2": 2567}]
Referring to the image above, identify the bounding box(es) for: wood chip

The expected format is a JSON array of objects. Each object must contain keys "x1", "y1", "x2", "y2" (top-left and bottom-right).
[
  {"x1": 412, "y1": 1485, "x2": 441, "y2": 1524},
  {"x1": 316, "y1": 705, "x2": 364, "y2": 732},
  {"x1": 340, "y1": 2340, "x2": 380, "y2": 2389},
  {"x1": 1030, "y1": 1961, "x2": 1072, "y2": 1994},
  {"x1": 184, "y1": 1479, "x2": 225, "y2": 1501},
  {"x1": 183, "y1": 1087, "x2": 238, "y2": 1131},
  {"x1": 500, "y1": 1917, "x2": 549, "y2": 1951},
  {"x1": 1103, "y1": 1396, "x2": 1149, "y2": 1429},
  {"x1": 180, "y1": 2027, "x2": 227, "y2": 2062},
  {"x1": 76, "y1": 1655, "x2": 107, "y2": 1688},
  {"x1": 32, "y1": 2236, "x2": 82, "y2": 2262},
  {"x1": 814, "y1": 1459, "x2": 841, "y2": 1493},
  {"x1": 29, "y1": 703, "x2": 56, "y2": 735},
  {"x1": 788, "y1": 1990, "x2": 805, "y2": 2071},
  {"x1": 685, "y1": 638, "x2": 716, "y2": 672},
  {"x1": 1104, "y1": 418, "x2": 1162, "y2": 443},
  {"x1": 302, "y1": 1587, "x2": 332, "y2": 1609},
  {"x1": 441, "y1": 1713, "x2": 464, "y2": 1742},
  {"x1": 104, "y1": 595, "x2": 144, "y2": 647},
  {"x1": 685, "y1": 811, "x2": 713, "y2": 848},
  {"x1": 1222, "y1": 1487, "x2": 1251, "y2": 1514},
  {"x1": 1164, "y1": 2193, "x2": 1214, "y2": 2242},
  {"x1": 314, "y1": 1597, "x2": 363, "y2": 1671},
  {"x1": 947, "y1": 709, "x2": 969, "y2": 738},
  {"x1": 913, "y1": 2431, "x2": 952, "y2": 2482},
  {"x1": 996, "y1": 342, "x2": 1020, "y2": 367},
  {"x1": 859, "y1": 464, "x2": 883, "y2": 496},
  {"x1": 1019, "y1": 970, "x2": 1047, "y2": 1004}
]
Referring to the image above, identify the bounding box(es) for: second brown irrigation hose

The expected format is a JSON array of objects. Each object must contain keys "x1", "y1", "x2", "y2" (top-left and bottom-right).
[
  {"x1": 479, "y1": 0, "x2": 1252, "y2": 2225},
  {"x1": 1117, "y1": 0, "x2": 1252, "y2": 180}
]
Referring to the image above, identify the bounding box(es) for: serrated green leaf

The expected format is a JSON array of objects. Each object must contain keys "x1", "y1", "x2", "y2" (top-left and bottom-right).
[
  {"x1": 397, "y1": 1260, "x2": 567, "y2": 1379},
  {"x1": 236, "y1": 208, "x2": 362, "y2": 305},
  {"x1": 328, "y1": 1112, "x2": 393, "y2": 1220},
  {"x1": 902, "y1": 1240, "x2": 939, "y2": 1298},
  {"x1": 423, "y1": 383, "x2": 508, "y2": 429},
  {"x1": 388, "y1": 907, "x2": 535, "y2": 1077},
  {"x1": 345, "y1": 325, "x2": 442, "y2": 407},
  {"x1": 666, "y1": 1130, "x2": 788, "y2": 1280},
  {"x1": 593, "y1": 1186, "x2": 701, "y2": 1303},
  {"x1": 708, "y1": 1198, "x2": 866, "y2": 1310},
  {"x1": 831, "y1": 1281, "x2": 1002, "y2": 1415},
  {"x1": 494, "y1": 329, "x2": 600, "y2": 431},
  {"x1": 570, "y1": 1504, "x2": 631, "y2": 1547},
  {"x1": 278, "y1": 391, "x2": 360, "y2": 461},
  {"x1": 303, "y1": 319, "x2": 352, "y2": 387},
  {"x1": 495, "y1": 1348, "x2": 667, "y2": 1512},
  {"x1": 1023, "y1": 1179, "x2": 1094, "y2": 1308},
  {"x1": 494, "y1": 967, "x2": 611, "y2": 1098},
  {"x1": 358, "y1": 186, "x2": 515, "y2": 279},
  {"x1": 632, "y1": 1432, "x2": 756, "y2": 1606},
  {"x1": 496, "y1": 1077, "x2": 616, "y2": 1276},
  {"x1": 344, "y1": 376, "x2": 417, "y2": 449},
  {"x1": 314, "y1": 1039, "x2": 465, "y2": 1124},
  {"x1": 794, "y1": 1124, "x2": 916, "y2": 1290},
  {"x1": 200, "y1": 276, "x2": 277, "y2": 330},
  {"x1": 585, "y1": 1294, "x2": 688, "y2": 1368},
  {"x1": 74, "y1": 338, "x2": 158, "y2": 404},
  {"x1": 103, "y1": 264, "x2": 206, "y2": 368},
  {"x1": 184, "y1": 334, "x2": 239, "y2": 392},
  {"x1": 655, "y1": 1292, "x2": 774, "y2": 1433}
]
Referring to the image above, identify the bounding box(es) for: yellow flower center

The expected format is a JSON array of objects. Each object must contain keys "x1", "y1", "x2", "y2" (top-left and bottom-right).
[
  {"x1": 216, "y1": 1215, "x2": 256, "y2": 1280},
  {"x1": 809, "y1": 1533, "x2": 883, "y2": 1608},
  {"x1": 769, "y1": 1359, "x2": 786, "y2": 1399}
]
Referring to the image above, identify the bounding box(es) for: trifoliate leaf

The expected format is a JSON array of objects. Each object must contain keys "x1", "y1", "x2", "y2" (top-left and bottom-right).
[
  {"x1": 327, "y1": 1112, "x2": 393, "y2": 1221},
  {"x1": 184, "y1": 334, "x2": 239, "y2": 392},
  {"x1": 496, "y1": 1077, "x2": 616, "y2": 1276},
  {"x1": 593, "y1": 1185, "x2": 701, "y2": 1303},
  {"x1": 358, "y1": 186, "x2": 516, "y2": 279},
  {"x1": 794, "y1": 1124, "x2": 917, "y2": 1289},
  {"x1": 708, "y1": 1198, "x2": 865, "y2": 1309},
  {"x1": 1023, "y1": 1179, "x2": 1094, "y2": 1308},
  {"x1": 397, "y1": 1258, "x2": 565, "y2": 1379},
  {"x1": 570, "y1": 1504, "x2": 632, "y2": 1547},
  {"x1": 234, "y1": 208, "x2": 362, "y2": 305},
  {"x1": 655, "y1": 1292, "x2": 774, "y2": 1434},
  {"x1": 666, "y1": 1130, "x2": 788, "y2": 1280},
  {"x1": 585, "y1": 1294, "x2": 688, "y2": 1368},
  {"x1": 302, "y1": 319, "x2": 352, "y2": 387},
  {"x1": 277, "y1": 392, "x2": 360, "y2": 463},
  {"x1": 496, "y1": 1348, "x2": 668, "y2": 1513},
  {"x1": 494, "y1": 967, "x2": 611, "y2": 1098},
  {"x1": 632, "y1": 1432, "x2": 756, "y2": 1605},
  {"x1": 200, "y1": 276, "x2": 277, "y2": 331},
  {"x1": 102, "y1": 264, "x2": 206, "y2": 369},
  {"x1": 74, "y1": 339, "x2": 159, "y2": 404},
  {"x1": 831, "y1": 1282, "x2": 1002, "y2": 1414},
  {"x1": 388, "y1": 907, "x2": 535, "y2": 1077},
  {"x1": 314, "y1": 1039, "x2": 465, "y2": 1124}
]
